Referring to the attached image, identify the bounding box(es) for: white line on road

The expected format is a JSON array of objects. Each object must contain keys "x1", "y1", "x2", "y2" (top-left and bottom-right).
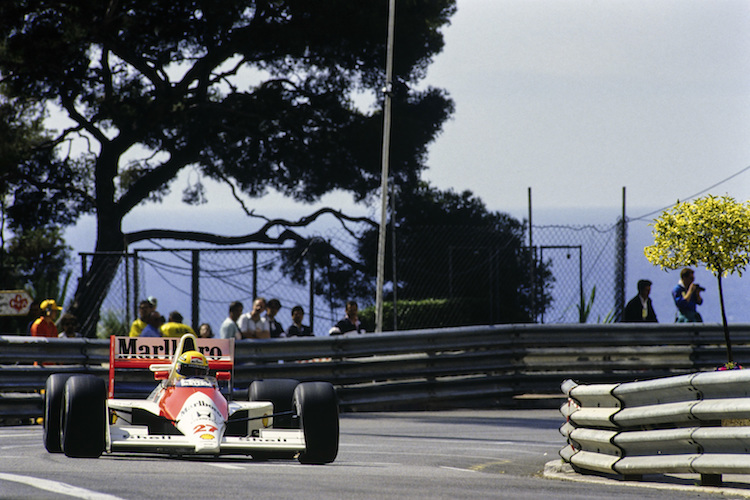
[{"x1": 0, "y1": 473, "x2": 126, "y2": 500}]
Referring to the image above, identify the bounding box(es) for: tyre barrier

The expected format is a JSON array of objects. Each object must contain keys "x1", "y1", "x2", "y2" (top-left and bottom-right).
[{"x1": 560, "y1": 369, "x2": 750, "y2": 486}]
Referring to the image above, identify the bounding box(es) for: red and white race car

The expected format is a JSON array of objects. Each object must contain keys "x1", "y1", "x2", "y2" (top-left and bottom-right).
[{"x1": 42, "y1": 333, "x2": 339, "y2": 464}]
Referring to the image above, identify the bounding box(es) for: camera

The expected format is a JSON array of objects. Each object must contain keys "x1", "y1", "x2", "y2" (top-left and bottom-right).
[{"x1": 695, "y1": 284, "x2": 705, "y2": 292}]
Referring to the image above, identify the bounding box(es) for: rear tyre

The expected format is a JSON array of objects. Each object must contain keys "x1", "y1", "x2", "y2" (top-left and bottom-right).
[
  {"x1": 44, "y1": 374, "x2": 74, "y2": 453},
  {"x1": 248, "y1": 378, "x2": 300, "y2": 460},
  {"x1": 61, "y1": 375, "x2": 107, "y2": 458},
  {"x1": 294, "y1": 382, "x2": 339, "y2": 464}
]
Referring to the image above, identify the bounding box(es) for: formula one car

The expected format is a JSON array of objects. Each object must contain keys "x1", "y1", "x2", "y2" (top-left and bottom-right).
[{"x1": 42, "y1": 334, "x2": 339, "y2": 463}]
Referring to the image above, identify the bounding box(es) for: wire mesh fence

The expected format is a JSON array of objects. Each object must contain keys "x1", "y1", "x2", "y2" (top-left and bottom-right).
[{"x1": 64, "y1": 218, "x2": 627, "y2": 336}]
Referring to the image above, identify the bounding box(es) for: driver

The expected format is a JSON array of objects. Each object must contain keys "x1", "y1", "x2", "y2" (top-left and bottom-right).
[{"x1": 175, "y1": 350, "x2": 209, "y2": 378}]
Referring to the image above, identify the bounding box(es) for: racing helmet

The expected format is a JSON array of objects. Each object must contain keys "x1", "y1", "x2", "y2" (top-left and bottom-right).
[{"x1": 176, "y1": 350, "x2": 209, "y2": 377}]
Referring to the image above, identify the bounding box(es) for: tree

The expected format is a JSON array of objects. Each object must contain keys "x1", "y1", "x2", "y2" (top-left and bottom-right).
[
  {"x1": 644, "y1": 195, "x2": 750, "y2": 365},
  {"x1": 282, "y1": 182, "x2": 553, "y2": 327},
  {"x1": 0, "y1": 96, "x2": 74, "y2": 333},
  {"x1": 0, "y1": 1, "x2": 456, "y2": 336}
]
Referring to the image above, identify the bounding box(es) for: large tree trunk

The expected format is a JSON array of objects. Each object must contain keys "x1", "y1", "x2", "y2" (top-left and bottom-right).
[{"x1": 69, "y1": 154, "x2": 126, "y2": 337}]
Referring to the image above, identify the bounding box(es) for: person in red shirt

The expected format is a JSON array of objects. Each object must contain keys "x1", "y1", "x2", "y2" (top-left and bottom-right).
[{"x1": 30, "y1": 299, "x2": 62, "y2": 337}]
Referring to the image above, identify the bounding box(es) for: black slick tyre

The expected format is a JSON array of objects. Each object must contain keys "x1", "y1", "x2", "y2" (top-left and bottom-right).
[
  {"x1": 294, "y1": 382, "x2": 339, "y2": 464},
  {"x1": 61, "y1": 375, "x2": 107, "y2": 458}
]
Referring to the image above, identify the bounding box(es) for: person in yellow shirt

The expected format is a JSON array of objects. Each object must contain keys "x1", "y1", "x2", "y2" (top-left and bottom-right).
[
  {"x1": 129, "y1": 299, "x2": 156, "y2": 337},
  {"x1": 160, "y1": 310, "x2": 195, "y2": 338}
]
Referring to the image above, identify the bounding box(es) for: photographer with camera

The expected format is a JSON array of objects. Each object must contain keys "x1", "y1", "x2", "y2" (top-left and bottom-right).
[{"x1": 672, "y1": 267, "x2": 704, "y2": 322}]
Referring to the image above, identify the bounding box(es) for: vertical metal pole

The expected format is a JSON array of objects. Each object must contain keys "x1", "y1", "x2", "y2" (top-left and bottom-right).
[
  {"x1": 579, "y1": 246, "x2": 584, "y2": 324},
  {"x1": 191, "y1": 250, "x2": 199, "y2": 329},
  {"x1": 252, "y1": 249, "x2": 258, "y2": 300},
  {"x1": 528, "y1": 187, "x2": 535, "y2": 321},
  {"x1": 125, "y1": 252, "x2": 130, "y2": 327},
  {"x1": 375, "y1": 0, "x2": 396, "y2": 333},
  {"x1": 133, "y1": 250, "x2": 140, "y2": 315},
  {"x1": 309, "y1": 253, "x2": 315, "y2": 334},
  {"x1": 616, "y1": 186, "x2": 627, "y2": 321},
  {"x1": 390, "y1": 186, "x2": 398, "y2": 331}
]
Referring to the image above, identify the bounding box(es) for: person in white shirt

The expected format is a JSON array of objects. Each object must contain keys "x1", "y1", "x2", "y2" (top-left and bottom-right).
[{"x1": 238, "y1": 297, "x2": 270, "y2": 339}]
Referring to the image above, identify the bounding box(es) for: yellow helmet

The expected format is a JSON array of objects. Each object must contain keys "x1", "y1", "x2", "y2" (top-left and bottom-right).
[{"x1": 176, "y1": 350, "x2": 209, "y2": 377}]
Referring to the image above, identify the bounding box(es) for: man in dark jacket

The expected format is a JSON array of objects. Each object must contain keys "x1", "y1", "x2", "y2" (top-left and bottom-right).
[{"x1": 623, "y1": 279, "x2": 658, "y2": 322}]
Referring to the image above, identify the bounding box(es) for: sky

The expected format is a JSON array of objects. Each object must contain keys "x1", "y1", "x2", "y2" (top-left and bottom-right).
[
  {"x1": 422, "y1": 0, "x2": 750, "y2": 219},
  {"x1": 56, "y1": 0, "x2": 750, "y2": 324}
]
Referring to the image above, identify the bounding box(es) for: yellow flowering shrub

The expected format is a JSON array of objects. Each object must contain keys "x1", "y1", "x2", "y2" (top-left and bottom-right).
[{"x1": 645, "y1": 195, "x2": 750, "y2": 277}]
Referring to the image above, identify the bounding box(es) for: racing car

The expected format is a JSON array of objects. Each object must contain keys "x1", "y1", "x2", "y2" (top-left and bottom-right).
[{"x1": 42, "y1": 333, "x2": 339, "y2": 463}]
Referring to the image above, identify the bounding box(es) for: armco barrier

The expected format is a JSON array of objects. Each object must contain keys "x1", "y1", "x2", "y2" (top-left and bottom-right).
[
  {"x1": 3, "y1": 322, "x2": 750, "y2": 422},
  {"x1": 561, "y1": 369, "x2": 750, "y2": 486}
]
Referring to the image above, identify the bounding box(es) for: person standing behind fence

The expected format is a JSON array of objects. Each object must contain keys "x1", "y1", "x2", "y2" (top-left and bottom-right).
[
  {"x1": 287, "y1": 305, "x2": 313, "y2": 337},
  {"x1": 198, "y1": 323, "x2": 214, "y2": 338},
  {"x1": 161, "y1": 311, "x2": 196, "y2": 337},
  {"x1": 219, "y1": 301, "x2": 243, "y2": 340},
  {"x1": 58, "y1": 313, "x2": 82, "y2": 338},
  {"x1": 239, "y1": 297, "x2": 270, "y2": 339},
  {"x1": 266, "y1": 298, "x2": 284, "y2": 338},
  {"x1": 129, "y1": 298, "x2": 156, "y2": 337},
  {"x1": 30, "y1": 299, "x2": 62, "y2": 337},
  {"x1": 673, "y1": 267, "x2": 704, "y2": 322},
  {"x1": 622, "y1": 279, "x2": 658, "y2": 322},
  {"x1": 329, "y1": 300, "x2": 365, "y2": 335},
  {"x1": 140, "y1": 310, "x2": 163, "y2": 337}
]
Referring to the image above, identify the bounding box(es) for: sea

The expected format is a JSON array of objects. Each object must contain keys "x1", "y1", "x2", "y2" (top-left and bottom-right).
[{"x1": 61, "y1": 203, "x2": 750, "y2": 328}]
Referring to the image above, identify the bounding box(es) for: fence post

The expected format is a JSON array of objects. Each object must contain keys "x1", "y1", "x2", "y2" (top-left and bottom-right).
[
  {"x1": 309, "y1": 251, "x2": 315, "y2": 334},
  {"x1": 192, "y1": 250, "x2": 200, "y2": 329}
]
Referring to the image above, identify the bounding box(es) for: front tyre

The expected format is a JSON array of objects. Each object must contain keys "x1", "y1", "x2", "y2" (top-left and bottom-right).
[
  {"x1": 294, "y1": 382, "x2": 339, "y2": 464},
  {"x1": 61, "y1": 375, "x2": 107, "y2": 458}
]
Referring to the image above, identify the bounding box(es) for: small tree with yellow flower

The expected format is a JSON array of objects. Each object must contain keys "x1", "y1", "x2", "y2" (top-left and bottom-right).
[{"x1": 644, "y1": 195, "x2": 750, "y2": 365}]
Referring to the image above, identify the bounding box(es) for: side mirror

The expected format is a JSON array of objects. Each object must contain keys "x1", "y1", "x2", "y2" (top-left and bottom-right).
[
  {"x1": 153, "y1": 371, "x2": 169, "y2": 380},
  {"x1": 216, "y1": 371, "x2": 231, "y2": 381}
]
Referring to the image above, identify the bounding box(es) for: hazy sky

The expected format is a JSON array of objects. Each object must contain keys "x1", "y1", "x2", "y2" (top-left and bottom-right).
[{"x1": 422, "y1": 0, "x2": 750, "y2": 218}]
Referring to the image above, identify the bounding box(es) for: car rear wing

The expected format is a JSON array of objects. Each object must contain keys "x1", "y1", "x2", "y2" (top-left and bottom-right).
[{"x1": 108, "y1": 334, "x2": 234, "y2": 398}]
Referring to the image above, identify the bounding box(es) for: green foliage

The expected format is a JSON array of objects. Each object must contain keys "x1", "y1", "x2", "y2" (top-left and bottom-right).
[
  {"x1": 359, "y1": 298, "x2": 511, "y2": 331},
  {"x1": 96, "y1": 310, "x2": 127, "y2": 339},
  {"x1": 2, "y1": 227, "x2": 70, "y2": 301},
  {"x1": 644, "y1": 195, "x2": 750, "y2": 277}
]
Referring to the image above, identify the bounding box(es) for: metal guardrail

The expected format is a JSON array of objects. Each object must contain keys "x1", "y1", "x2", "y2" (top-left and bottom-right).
[
  {"x1": 4, "y1": 322, "x2": 750, "y2": 422},
  {"x1": 560, "y1": 369, "x2": 750, "y2": 486}
]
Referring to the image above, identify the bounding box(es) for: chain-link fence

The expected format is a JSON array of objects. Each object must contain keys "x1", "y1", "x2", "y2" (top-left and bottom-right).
[
  {"x1": 64, "y1": 218, "x2": 627, "y2": 336},
  {"x1": 531, "y1": 221, "x2": 625, "y2": 324}
]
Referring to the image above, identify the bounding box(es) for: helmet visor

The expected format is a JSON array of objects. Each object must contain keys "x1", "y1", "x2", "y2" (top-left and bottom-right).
[{"x1": 177, "y1": 363, "x2": 208, "y2": 377}]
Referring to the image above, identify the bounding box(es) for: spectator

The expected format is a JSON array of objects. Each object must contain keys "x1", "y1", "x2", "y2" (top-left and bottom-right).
[
  {"x1": 26, "y1": 301, "x2": 42, "y2": 334},
  {"x1": 673, "y1": 267, "x2": 704, "y2": 322},
  {"x1": 140, "y1": 310, "x2": 163, "y2": 337},
  {"x1": 58, "y1": 313, "x2": 82, "y2": 338},
  {"x1": 286, "y1": 305, "x2": 313, "y2": 337},
  {"x1": 622, "y1": 279, "x2": 658, "y2": 322},
  {"x1": 329, "y1": 301, "x2": 365, "y2": 335},
  {"x1": 161, "y1": 311, "x2": 196, "y2": 338},
  {"x1": 129, "y1": 298, "x2": 156, "y2": 337},
  {"x1": 238, "y1": 297, "x2": 270, "y2": 339},
  {"x1": 219, "y1": 301, "x2": 243, "y2": 340},
  {"x1": 266, "y1": 298, "x2": 284, "y2": 338},
  {"x1": 30, "y1": 299, "x2": 63, "y2": 337},
  {"x1": 198, "y1": 323, "x2": 214, "y2": 338}
]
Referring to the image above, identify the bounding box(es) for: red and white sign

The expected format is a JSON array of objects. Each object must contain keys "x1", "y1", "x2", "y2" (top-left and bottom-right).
[{"x1": 0, "y1": 290, "x2": 33, "y2": 316}]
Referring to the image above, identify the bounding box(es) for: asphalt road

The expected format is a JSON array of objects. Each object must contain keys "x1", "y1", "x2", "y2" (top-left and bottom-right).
[{"x1": 0, "y1": 410, "x2": 743, "y2": 499}]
